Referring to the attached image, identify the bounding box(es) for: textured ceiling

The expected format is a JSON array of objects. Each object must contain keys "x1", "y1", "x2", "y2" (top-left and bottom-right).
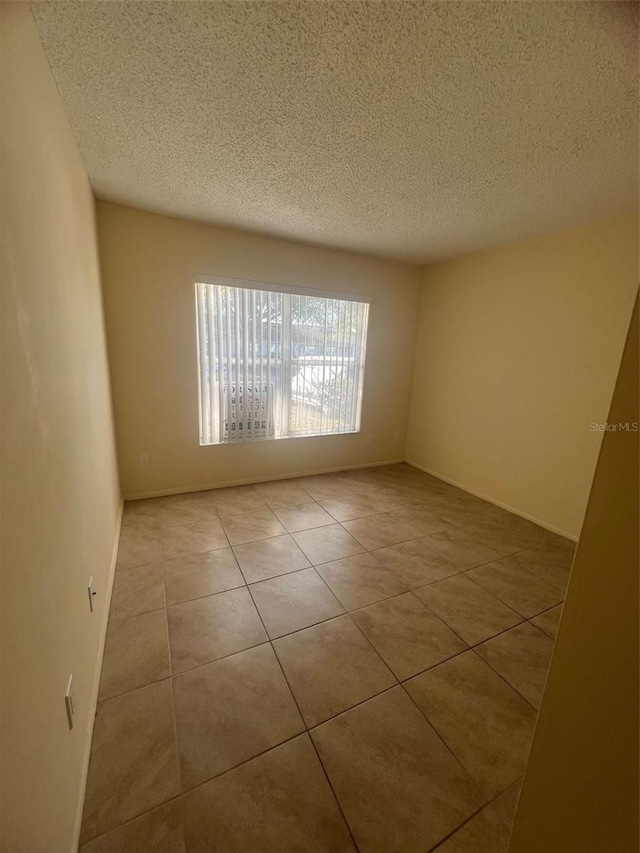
[{"x1": 32, "y1": 1, "x2": 638, "y2": 263}]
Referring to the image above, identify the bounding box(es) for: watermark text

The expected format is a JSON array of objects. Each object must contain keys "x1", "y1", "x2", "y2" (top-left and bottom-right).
[{"x1": 589, "y1": 422, "x2": 638, "y2": 432}]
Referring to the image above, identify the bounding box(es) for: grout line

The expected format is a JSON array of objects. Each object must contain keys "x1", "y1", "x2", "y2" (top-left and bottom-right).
[
  {"x1": 104, "y1": 554, "x2": 562, "y2": 693},
  {"x1": 111, "y1": 590, "x2": 553, "y2": 707},
  {"x1": 164, "y1": 581, "x2": 247, "y2": 609},
  {"x1": 173, "y1": 730, "x2": 308, "y2": 796},
  {"x1": 468, "y1": 646, "x2": 541, "y2": 713},
  {"x1": 461, "y1": 563, "x2": 564, "y2": 613},
  {"x1": 308, "y1": 681, "x2": 402, "y2": 730},
  {"x1": 306, "y1": 735, "x2": 362, "y2": 852},
  {"x1": 159, "y1": 567, "x2": 184, "y2": 794},
  {"x1": 167, "y1": 677, "x2": 183, "y2": 796},
  {"x1": 426, "y1": 775, "x2": 521, "y2": 853},
  {"x1": 107, "y1": 602, "x2": 166, "y2": 624},
  {"x1": 79, "y1": 794, "x2": 184, "y2": 848},
  {"x1": 343, "y1": 610, "x2": 400, "y2": 682},
  {"x1": 258, "y1": 597, "x2": 398, "y2": 851},
  {"x1": 399, "y1": 681, "x2": 487, "y2": 797},
  {"x1": 222, "y1": 566, "x2": 365, "y2": 849}
]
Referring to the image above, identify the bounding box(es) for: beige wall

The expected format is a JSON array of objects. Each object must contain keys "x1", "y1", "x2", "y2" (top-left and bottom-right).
[
  {"x1": 0, "y1": 6, "x2": 121, "y2": 852},
  {"x1": 509, "y1": 293, "x2": 639, "y2": 852},
  {"x1": 97, "y1": 202, "x2": 422, "y2": 498},
  {"x1": 406, "y1": 215, "x2": 638, "y2": 539}
]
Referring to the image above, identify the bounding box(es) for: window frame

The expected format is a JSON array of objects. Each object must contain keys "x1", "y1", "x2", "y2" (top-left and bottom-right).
[{"x1": 194, "y1": 274, "x2": 371, "y2": 447}]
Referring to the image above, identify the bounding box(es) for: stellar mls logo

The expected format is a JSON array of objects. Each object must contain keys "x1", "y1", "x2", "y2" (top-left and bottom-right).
[{"x1": 589, "y1": 422, "x2": 639, "y2": 432}]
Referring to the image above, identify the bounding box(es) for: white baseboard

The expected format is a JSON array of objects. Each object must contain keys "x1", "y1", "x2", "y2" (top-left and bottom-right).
[
  {"x1": 123, "y1": 458, "x2": 406, "y2": 501},
  {"x1": 405, "y1": 459, "x2": 578, "y2": 543},
  {"x1": 72, "y1": 497, "x2": 124, "y2": 852}
]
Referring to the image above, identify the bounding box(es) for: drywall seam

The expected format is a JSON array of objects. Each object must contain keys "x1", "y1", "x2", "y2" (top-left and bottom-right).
[
  {"x1": 122, "y1": 458, "x2": 405, "y2": 501},
  {"x1": 406, "y1": 459, "x2": 578, "y2": 542},
  {"x1": 71, "y1": 498, "x2": 124, "y2": 851}
]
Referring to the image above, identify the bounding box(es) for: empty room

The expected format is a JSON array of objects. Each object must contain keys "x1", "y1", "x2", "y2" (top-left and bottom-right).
[{"x1": 1, "y1": 2, "x2": 638, "y2": 852}]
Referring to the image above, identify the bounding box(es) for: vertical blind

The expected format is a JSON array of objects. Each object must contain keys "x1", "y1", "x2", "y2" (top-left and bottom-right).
[{"x1": 195, "y1": 280, "x2": 369, "y2": 445}]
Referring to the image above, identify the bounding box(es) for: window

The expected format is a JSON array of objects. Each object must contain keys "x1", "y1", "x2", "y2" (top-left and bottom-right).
[{"x1": 195, "y1": 277, "x2": 369, "y2": 445}]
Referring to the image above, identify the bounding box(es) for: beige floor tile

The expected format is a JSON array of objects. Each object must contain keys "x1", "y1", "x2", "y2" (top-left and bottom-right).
[
  {"x1": 109, "y1": 562, "x2": 165, "y2": 621},
  {"x1": 233, "y1": 534, "x2": 310, "y2": 583},
  {"x1": 319, "y1": 492, "x2": 395, "y2": 522},
  {"x1": 160, "y1": 520, "x2": 228, "y2": 560},
  {"x1": 509, "y1": 542, "x2": 575, "y2": 591},
  {"x1": 364, "y1": 485, "x2": 417, "y2": 510},
  {"x1": 121, "y1": 499, "x2": 162, "y2": 531},
  {"x1": 387, "y1": 508, "x2": 454, "y2": 537},
  {"x1": 481, "y1": 513, "x2": 558, "y2": 550},
  {"x1": 98, "y1": 609, "x2": 170, "y2": 701},
  {"x1": 435, "y1": 804, "x2": 511, "y2": 853},
  {"x1": 492, "y1": 778, "x2": 522, "y2": 829},
  {"x1": 475, "y1": 622, "x2": 554, "y2": 709},
  {"x1": 368, "y1": 488, "x2": 421, "y2": 512},
  {"x1": 162, "y1": 548, "x2": 244, "y2": 605},
  {"x1": 151, "y1": 494, "x2": 218, "y2": 529},
  {"x1": 80, "y1": 799, "x2": 184, "y2": 853},
  {"x1": 316, "y1": 552, "x2": 408, "y2": 610},
  {"x1": 272, "y1": 501, "x2": 336, "y2": 533},
  {"x1": 220, "y1": 508, "x2": 287, "y2": 545},
  {"x1": 420, "y1": 525, "x2": 519, "y2": 571},
  {"x1": 351, "y1": 592, "x2": 467, "y2": 680},
  {"x1": 116, "y1": 526, "x2": 163, "y2": 570},
  {"x1": 342, "y1": 513, "x2": 419, "y2": 550},
  {"x1": 256, "y1": 479, "x2": 314, "y2": 507},
  {"x1": 374, "y1": 462, "x2": 417, "y2": 479},
  {"x1": 292, "y1": 524, "x2": 365, "y2": 565},
  {"x1": 372, "y1": 539, "x2": 462, "y2": 587},
  {"x1": 466, "y1": 559, "x2": 562, "y2": 618},
  {"x1": 295, "y1": 474, "x2": 358, "y2": 500},
  {"x1": 336, "y1": 468, "x2": 388, "y2": 490},
  {"x1": 529, "y1": 603, "x2": 563, "y2": 639},
  {"x1": 311, "y1": 687, "x2": 483, "y2": 853},
  {"x1": 182, "y1": 735, "x2": 355, "y2": 852},
  {"x1": 405, "y1": 651, "x2": 536, "y2": 797},
  {"x1": 250, "y1": 568, "x2": 344, "y2": 638},
  {"x1": 173, "y1": 644, "x2": 304, "y2": 789},
  {"x1": 414, "y1": 574, "x2": 523, "y2": 645},
  {"x1": 208, "y1": 486, "x2": 269, "y2": 518},
  {"x1": 273, "y1": 615, "x2": 396, "y2": 726},
  {"x1": 81, "y1": 681, "x2": 180, "y2": 842},
  {"x1": 167, "y1": 587, "x2": 266, "y2": 673},
  {"x1": 331, "y1": 470, "x2": 386, "y2": 489},
  {"x1": 435, "y1": 500, "x2": 498, "y2": 528},
  {"x1": 429, "y1": 480, "x2": 481, "y2": 503}
]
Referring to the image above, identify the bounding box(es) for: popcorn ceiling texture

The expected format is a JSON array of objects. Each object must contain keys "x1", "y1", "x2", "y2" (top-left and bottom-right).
[{"x1": 32, "y1": 1, "x2": 638, "y2": 263}]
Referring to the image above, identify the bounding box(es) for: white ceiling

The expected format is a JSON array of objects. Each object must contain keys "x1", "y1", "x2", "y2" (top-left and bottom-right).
[{"x1": 32, "y1": 1, "x2": 638, "y2": 264}]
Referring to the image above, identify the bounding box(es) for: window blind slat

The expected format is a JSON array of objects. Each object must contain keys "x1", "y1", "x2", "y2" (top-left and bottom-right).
[
  {"x1": 214, "y1": 285, "x2": 224, "y2": 444},
  {"x1": 281, "y1": 293, "x2": 291, "y2": 436},
  {"x1": 196, "y1": 285, "x2": 210, "y2": 444},
  {"x1": 337, "y1": 300, "x2": 342, "y2": 433},
  {"x1": 204, "y1": 286, "x2": 216, "y2": 443}
]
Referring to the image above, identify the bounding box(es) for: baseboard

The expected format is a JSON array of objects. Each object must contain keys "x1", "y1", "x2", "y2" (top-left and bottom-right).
[
  {"x1": 405, "y1": 459, "x2": 578, "y2": 543},
  {"x1": 123, "y1": 458, "x2": 406, "y2": 501},
  {"x1": 72, "y1": 497, "x2": 125, "y2": 852}
]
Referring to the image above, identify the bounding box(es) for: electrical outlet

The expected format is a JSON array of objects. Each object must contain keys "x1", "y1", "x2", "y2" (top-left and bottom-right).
[
  {"x1": 65, "y1": 675, "x2": 75, "y2": 730},
  {"x1": 139, "y1": 453, "x2": 150, "y2": 468},
  {"x1": 394, "y1": 431, "x2": 401, "y2": 442},
  {"x1": 365, "y1": 433, "x2": 374, "y2": 446},
  {"x1": 88, "y1": 577, "x2": 97, "y2": 612}
]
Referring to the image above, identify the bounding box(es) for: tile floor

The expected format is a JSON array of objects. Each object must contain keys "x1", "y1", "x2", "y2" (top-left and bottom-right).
[{"x1": 80, "y1": 463, "x2": 575, "y2": 852}]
